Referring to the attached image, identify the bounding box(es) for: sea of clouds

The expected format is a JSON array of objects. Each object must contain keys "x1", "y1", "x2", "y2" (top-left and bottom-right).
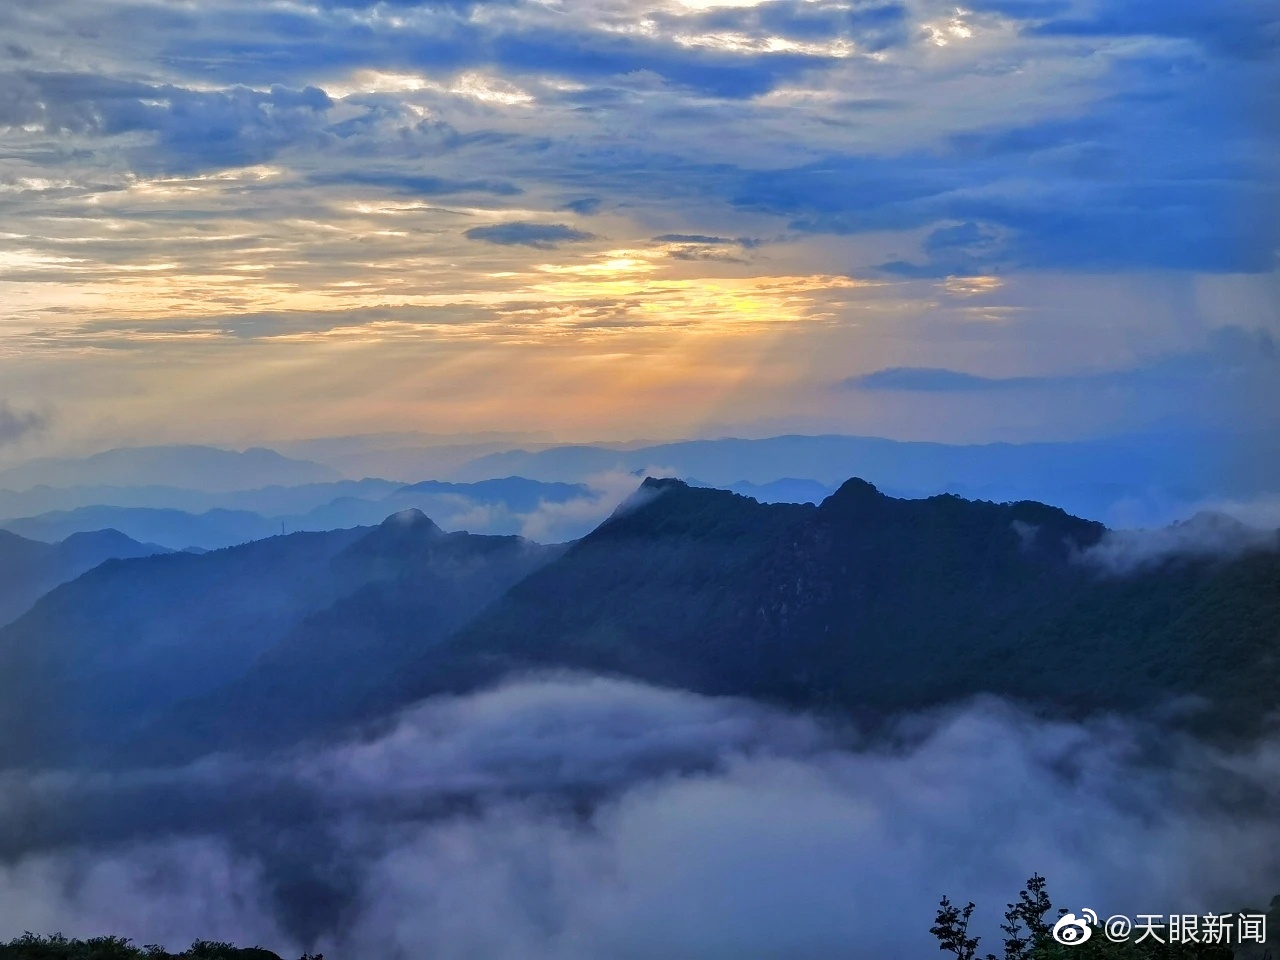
[{"x1": 1, "y1": 675, "x2": 1279, "y2": 959}]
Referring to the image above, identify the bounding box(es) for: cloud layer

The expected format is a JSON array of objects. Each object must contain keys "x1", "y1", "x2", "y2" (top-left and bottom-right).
[
  {"x1": 1080, "y1": 511, "x2": 1280, "y2": 575},
  {"x1": 0, "y1": 402, "x2": 48, "y2": 447},
  {"x1": 0, "y1": 0, "x2": 1276, "y2": 449},
  {"x1": 2, "y1": 676, "x2": 1279, "y2": 959}
]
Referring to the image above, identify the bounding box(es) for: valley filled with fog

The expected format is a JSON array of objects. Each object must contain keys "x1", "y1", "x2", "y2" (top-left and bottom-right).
[{"x1": 4, "y1": 676, "x2": 1280, "y2": 959}]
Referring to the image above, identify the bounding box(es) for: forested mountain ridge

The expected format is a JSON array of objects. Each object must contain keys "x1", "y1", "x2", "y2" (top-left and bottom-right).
[
  {"x1": 0, "y1": 525, "x2": 368, "y2": 767},
  {"x1": 0, "y1": 512, "x2": 561, "y2": 767},
  {"x1": 4, "y1": 478, "x2": 1276, "y2": 771},
  {"x1": 128, "y1": 510, "x2": 564, "y2": 761},
  {"x1": 0, "y1": 527, "x2": 169, "y2": 627},
  {"x1": 387, "y1": 478, "x2": 1278, "y2": 734}
]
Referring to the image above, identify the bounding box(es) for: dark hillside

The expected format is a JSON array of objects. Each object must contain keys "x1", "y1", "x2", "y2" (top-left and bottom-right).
[
  {"x1": 130, "y1": 510, "x2": 563, "y2": 761},
  {"x1": 389, "y1": 478, "x2": 1278, "y2": 733},
  {"x1": 0, "y1": 528, "x2": 168, "y2": 627}
]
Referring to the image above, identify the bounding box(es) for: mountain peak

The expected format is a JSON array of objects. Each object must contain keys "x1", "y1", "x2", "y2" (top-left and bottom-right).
[
  {"x1": 59, "y1": 528, "x2": 140, "y2": 548},
  {"x1": 591, "y1": 475, "x2": 810, "y2": 546},
  {"x1": 380, "y1": 508, "x2": 440, "y2": 531},
  {"x1": 823, "y1": 477, "x2": 885, "y2": 508},
  {"x1": 601, "y1": 476, "x2": 688, "y2": 526},
  {"x1": 55, "y1": 528, "x2": 169, "y2": 561},
  {"x1": 639, "y1": 475, "x2": 688, "y2": 491},
  {"x1": 334, "y1": 509, "x2": 446, "y2": 565}
]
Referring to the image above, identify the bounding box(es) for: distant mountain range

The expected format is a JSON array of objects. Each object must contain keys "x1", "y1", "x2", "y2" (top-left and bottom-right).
[
  {"x1": 0, "y1": 477, "x2": 595, "y2": 550},
  {"x1": 2, "y1": 506, "x2": 278, "y2": 551},
  {"x1": 0, "y1": 478, "x2": 404, "y2": 518},
  {"x1": 0, "y1": 445, "x2": 339, "y2": 493},
  {"x1": 444, "y1": 431, "x2": 1273, "y2": 524},
  {"x1": 8, "y1": 430, "x2": 1275, "y2": 531},
  {"x1": 0, "y1": 528, "x2": 168, "y2": 627},
  {"x1": 445, "y1": 431, "x2": 1250, "y2": 489},
  {"x1": 274, "y1": 438, "x2": 562, "y2": 483},
  {"x1": 0, "y1": 477, "x2": 1270, "y2": 772}
]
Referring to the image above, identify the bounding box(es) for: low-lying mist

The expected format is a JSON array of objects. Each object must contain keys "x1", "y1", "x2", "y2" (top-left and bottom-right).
[
  {"x1": 1080, "y1": 510, "x2": 1280, "y2": 574},
  {"x1": 2, "y1": 676, "x2": 1279, "y2": 959}
]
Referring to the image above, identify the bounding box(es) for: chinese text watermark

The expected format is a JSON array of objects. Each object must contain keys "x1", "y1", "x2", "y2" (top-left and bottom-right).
[{"x1": 1051, "y1": 909, "x2": 1267, "y2": 946}]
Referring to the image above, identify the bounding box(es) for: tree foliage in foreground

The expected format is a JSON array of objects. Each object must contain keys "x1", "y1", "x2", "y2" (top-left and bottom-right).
[
  {"x1": 0, "y1": 934, "x2": 320, "y2": 960},
  {"x1": 932, "y1": 876, "x2": 1271, "y2": 960}
]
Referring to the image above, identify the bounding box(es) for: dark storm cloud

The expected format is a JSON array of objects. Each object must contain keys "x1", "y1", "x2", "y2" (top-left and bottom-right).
[{"x1": 464, "y1": 222, "x2": 596, "y2": 248}]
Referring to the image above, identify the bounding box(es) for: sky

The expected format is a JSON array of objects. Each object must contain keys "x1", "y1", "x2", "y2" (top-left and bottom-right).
[{"x1": 0, "y1": 0, "x2": 1277, "y2": 454}]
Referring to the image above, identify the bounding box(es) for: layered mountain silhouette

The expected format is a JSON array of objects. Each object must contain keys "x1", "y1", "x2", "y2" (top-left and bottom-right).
[
  {"x1": 386, "y1": 478, "x2": 1279, "y2": 736},
  {"x1": 0, "y1": 512, "x2": 559, "y2": 766},
  {"x1": 0, "y1": 478, "x2": 403, "y2": 518},
  {"x1": 142, "y1": 480, "x2": 1280, "y2": 764},
  {"x1": 0, "y1": 528, "x2": 168, "y2": 627},
  {"x1": 446, "y1": 431, "x2": 1272, "y2": 523},
  {"x1": 1, "y1": 477, "x2": 594, "y2": 550},
  {"x1": 2, "y1": 505, "x2": 278, "y2": 551},
  {"x1": 129, "y1": 510, "x2": 562, "y2": 760},
  {"x1": 0, "y1": 445, "x2": 339, "y2": 493},
  {"x1": 2, "y1": 479, "x2": 1276, "y2": 770}
]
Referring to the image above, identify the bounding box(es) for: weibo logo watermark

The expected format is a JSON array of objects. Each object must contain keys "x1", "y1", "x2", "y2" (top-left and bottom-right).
[
  {"x1": 1052, "y1": 910, "x2": 1097, "y2": 945},
  {"x1": 1051, "y1": 909, "x2": 1267, "y2": 946}
]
